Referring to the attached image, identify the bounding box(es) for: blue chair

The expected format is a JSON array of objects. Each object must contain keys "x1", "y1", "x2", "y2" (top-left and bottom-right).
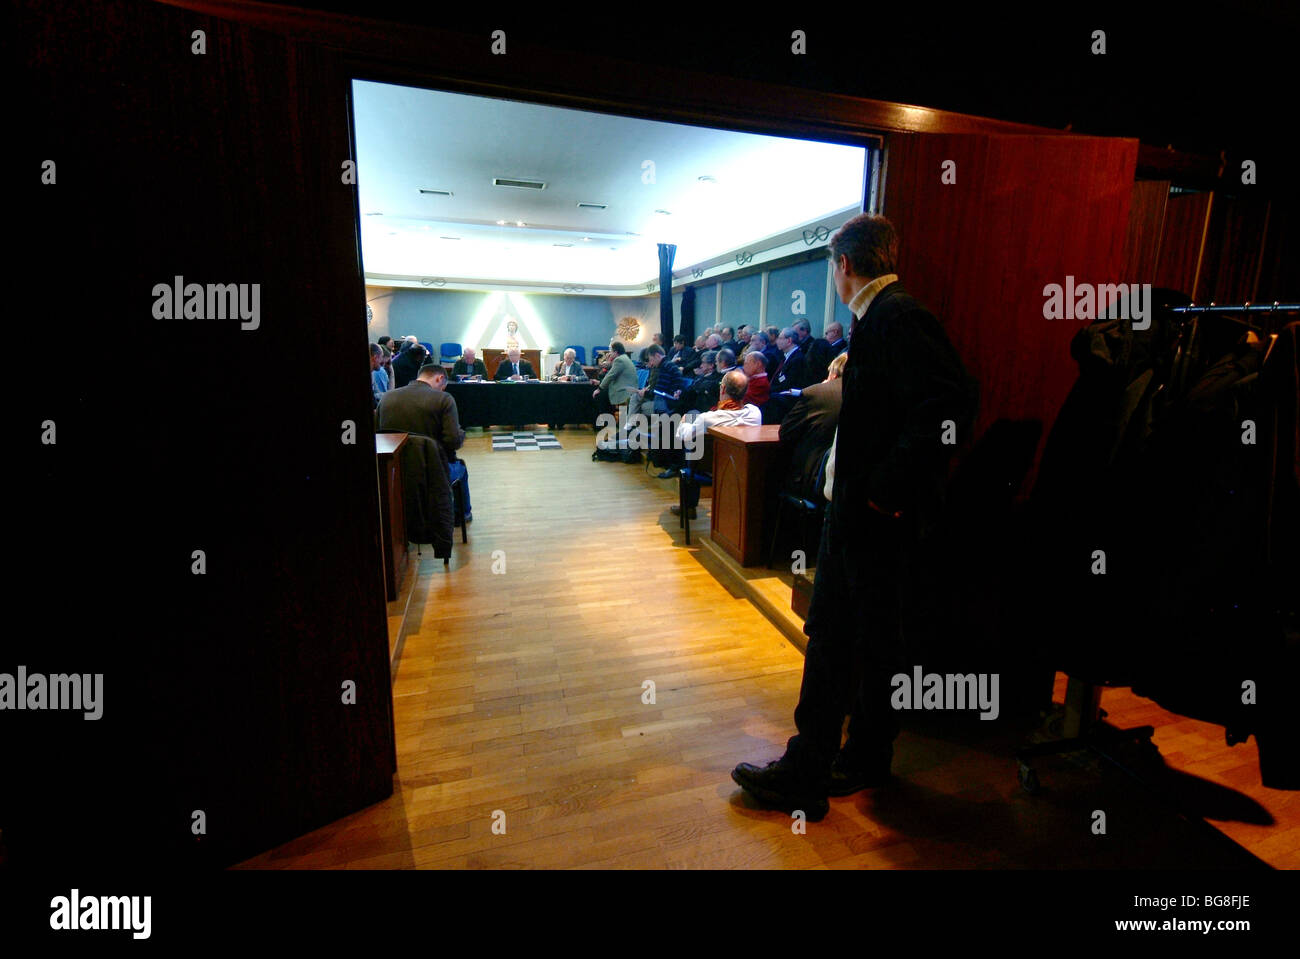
[
  {"x1": 636, "y1": 367, "x2": 650, "y2": 389},
  {"x1": 566, "y1": 345, "x2": 586, "y2": 364},
  {"x1": 440, "y1": 342, "x2": 462, "y2": 364}
]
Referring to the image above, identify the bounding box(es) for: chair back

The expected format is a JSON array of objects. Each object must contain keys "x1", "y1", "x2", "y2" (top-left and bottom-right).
[
  {"x1": 566, "y1": 345, "x2": 586, "y2": 364},
  {"x1": 440, "y1": 342, "x2": 462, "y2": 362}
]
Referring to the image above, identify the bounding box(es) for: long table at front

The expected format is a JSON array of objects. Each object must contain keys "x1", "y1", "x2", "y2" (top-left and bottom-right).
[{"x1": 445, "y1": 381, "x2": 597, "y2": 429}]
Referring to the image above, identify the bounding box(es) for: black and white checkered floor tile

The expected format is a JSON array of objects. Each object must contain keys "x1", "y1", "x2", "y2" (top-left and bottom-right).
[{"x1": 490, "y1": 431, "x2": 563, "y2": 451}]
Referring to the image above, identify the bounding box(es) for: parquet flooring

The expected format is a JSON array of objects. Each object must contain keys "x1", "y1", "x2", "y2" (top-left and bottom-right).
[{"x1": 235, "y1": 429, "x2": 1298, "y2": 869}]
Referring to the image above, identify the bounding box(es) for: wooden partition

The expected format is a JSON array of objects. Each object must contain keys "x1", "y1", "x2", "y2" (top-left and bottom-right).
[{"x1": 882, "y1": 132, "x2": 1138, "y2": 485}]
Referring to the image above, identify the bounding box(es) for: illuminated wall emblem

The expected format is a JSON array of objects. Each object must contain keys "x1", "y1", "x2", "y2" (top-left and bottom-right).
[{"x1": 617, "y1": 316, "x2": 641, "y2": 342}]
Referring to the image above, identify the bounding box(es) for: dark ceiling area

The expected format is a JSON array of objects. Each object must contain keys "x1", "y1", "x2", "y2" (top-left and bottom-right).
[{"x1": 275, "y1": 1, "x2": 1298, "y2": 184}]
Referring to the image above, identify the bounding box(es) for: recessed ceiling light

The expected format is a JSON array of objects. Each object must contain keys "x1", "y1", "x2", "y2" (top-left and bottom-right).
[
  {"x1": 497, "y1": 220, "x2": 507, "y2": 225},
  {"x1": 515, "y1": 221, "x2": 525, "y2": 227},
  {"x1": 440, "y1": 236, "x2": 460, "y2": 240},
  {"x1": 365, "y1": 212, "x2": 383, "y2": 216},
  {"x1": 654, "y1": 209, "x2": 672, "y2": 215},
  {"x1": 577, "y1": 202, "x2": 607, "y2": 210},
  {"x1": 494, "y1": 177, "x2": 546, "y2": 190},
  {"x1": 419, "y1": 188, "x2": 453, "y2": 196},
  {"x1": 582, "y1": 237, "x2": 592, "y2": 242},
  {"x1": 698, "y1": 175, "x2": 716, "y2": 183},
  {"x1": 553, "y1": 243, "x2": 573, "y2": 248}
]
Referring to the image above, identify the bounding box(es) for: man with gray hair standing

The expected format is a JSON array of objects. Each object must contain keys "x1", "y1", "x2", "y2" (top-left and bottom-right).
[{"x1": 731, "y1": 213, "x2": 976, "y2": 820}]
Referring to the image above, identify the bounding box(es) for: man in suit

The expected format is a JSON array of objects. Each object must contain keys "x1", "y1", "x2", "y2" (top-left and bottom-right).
[
  {"x1": 452, "y1": 347, "x2": 488, "y2": 379},
  {"x1": 673, "y1": 350, "x2": 720, "y2": 415},
  {"x1": 792, "y1": 319, "x2": 814, "y2": 356},
  {"x1": 805, "y1": 321, "x2": 849, "y2": 384},
  {"x1": 732, "y1": 213, "x2": 976, "y2": 820},
  {"x1": 778, "y1": 351, "x2": 846, "y2": 502},
  {"x1": 763, "y1": 327, "x2": 812, "y2": 422},
  {"x1": 755, "y1": 331, "x2": 781, "y2": 377},
  {"x1": 719, "y1": 326, "x2": 740, "y2": 355},
  {"x1": 377, "y1": 362, "x2": 472, "y2": 522},
  {"x1": 494, "y1": 347, "x2": 536, "y2": 380},
  {"x1": 390, "y1": 342, "x2": 427, "y2": 389}
]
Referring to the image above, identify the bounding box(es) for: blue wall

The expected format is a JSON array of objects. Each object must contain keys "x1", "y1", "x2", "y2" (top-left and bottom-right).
[
  {"x1": 767, "y1": 259, "x2": 828, "y2": 333},
  {"x1": 367, "y1": 287, "x2": 662, "y2": 356},
  {"x1": 719, "y1": 274, "x2": 762, "y2": 333}
]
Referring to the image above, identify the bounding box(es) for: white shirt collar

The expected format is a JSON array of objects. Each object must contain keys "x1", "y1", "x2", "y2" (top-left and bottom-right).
[{"x1": 848, "y1": 273, "x2": 899, "y2": 319}]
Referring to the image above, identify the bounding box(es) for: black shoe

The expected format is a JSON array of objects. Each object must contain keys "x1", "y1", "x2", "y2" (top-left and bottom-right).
[
  {"x1": 826, "y1": 750, "x2": 892, "y2": 797},
  {"x1": 669, "y1": 505, "x2": 697, "y2": 519},
  {"x1": 731, "y1": 758, "x2": 829, "y2": 821},
  {"x1": 656, "y1": 469, "x2": 678, "y2": 479}
]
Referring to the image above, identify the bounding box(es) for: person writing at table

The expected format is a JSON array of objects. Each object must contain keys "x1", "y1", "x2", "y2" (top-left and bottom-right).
[
  {"x1": 553, "y1": 348, "x2": 588, "y2": 382},
  {"x1": 452, "y1": 347, "x2": 488, "y2": 380},
  {"x1": 494, "y1": 347, "x2": 535, "y2": 381}
]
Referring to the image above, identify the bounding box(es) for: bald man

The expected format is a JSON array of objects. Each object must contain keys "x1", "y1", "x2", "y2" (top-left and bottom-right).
[{"x1": 452, "y1": 347, "x2": 487, "y2": 379}]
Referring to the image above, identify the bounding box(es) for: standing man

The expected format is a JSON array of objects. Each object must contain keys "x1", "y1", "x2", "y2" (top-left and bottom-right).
[
  {"x1": 378, "y1": 361, "x2": 472, "y2": 523},
  {"x1": 731, "y1": 213, "x2": 976, "y2": 820},
  {"x1": 391, "y1": 342, "x2": 427, "y2": 389},
  {"x1": 593, "y1": 340, "x2": 638, "y2": 423}
]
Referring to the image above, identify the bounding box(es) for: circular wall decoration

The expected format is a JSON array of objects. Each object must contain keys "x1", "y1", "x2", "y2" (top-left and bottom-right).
[
  {"x1": 366, "y1": 303, "x2": 374, "y2": 326},
  {"x1": 616, "y1": 316, "x2": 641, "y2": 341}
]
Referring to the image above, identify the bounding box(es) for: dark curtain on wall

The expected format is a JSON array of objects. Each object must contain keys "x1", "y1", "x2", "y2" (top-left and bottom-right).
[
  {"x1": 680, "y1": 284, "x2": 696, "y2": 346},
  {"x1": 658, "y1": 243, "x2": 676, "y2": 342}
]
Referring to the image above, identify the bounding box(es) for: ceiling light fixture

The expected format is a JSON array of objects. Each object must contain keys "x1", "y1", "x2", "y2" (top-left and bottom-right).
[
  {"x1": 419, "y1": 188, "x2": 453, "y2": 196},
  {"x1": 493, "y1": 177, "x2": 546, "y2": 190}
]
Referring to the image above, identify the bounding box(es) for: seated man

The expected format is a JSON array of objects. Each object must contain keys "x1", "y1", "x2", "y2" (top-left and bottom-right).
[
  {"x1": 592, "y1": 340, "x2": 638, "y2": 424},
  {"x1": 667, "y1": 334, "x2": 698, "y2": 372},
  {"x1": 370, "y1": 342, "x2": 388, "y2": 409},
  {"x1": 741, "y1": 351, "x2": 770, "y2": 407},
  {"x1": 553, "y1": 348, "x2": 589, "y2": 382},
  {"x1": 672, "y1": 350, "x2": 720, "y2": 415},
  {"x1": 376, "y1": 362, "x2": 472, "y2": 522},
  {"x1": 628, "y1": 343, "x2": 685, "y2": 417},
  {"x1": 494, "y1": 348, "x2": 535, "y2": 381},
  {"x1": 670, "y1": 370, "x2": 761, "y2": 517},
  {"x1": 452, "y1": 347, "x2": 488, "y2": 379}
]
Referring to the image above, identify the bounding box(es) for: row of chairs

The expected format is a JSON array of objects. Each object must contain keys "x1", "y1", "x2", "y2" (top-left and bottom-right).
[{"x1": 419, "y1": 343, "x2": 605, "y2": 366}]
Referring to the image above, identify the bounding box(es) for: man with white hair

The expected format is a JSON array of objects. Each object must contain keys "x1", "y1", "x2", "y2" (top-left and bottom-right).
[
  {"x1": 452, "y1": 347, "x2": 487, "y2": 379},
  {"x1": 493, "y1": 347, "x2": 535, "y2": 381},
  {"x1": 552, "y1": 348, "x2": 588, "y2": 382}
]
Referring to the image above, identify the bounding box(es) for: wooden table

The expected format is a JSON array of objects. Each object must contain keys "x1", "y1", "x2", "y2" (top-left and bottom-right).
[
  {"x1": 375, "y1": 432, "x2": 409, "y2": 602},
  {"x1": 707, "y1": 423, "x2": 784, "y2": 567}
]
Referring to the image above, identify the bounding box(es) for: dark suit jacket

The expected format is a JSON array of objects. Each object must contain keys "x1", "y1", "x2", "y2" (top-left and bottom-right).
[
  {"x1": 779, "y1": 378, "x2": 842, "y2": 501},
  {"x1": 494, "y1": 359, "x2": 536, "y2": 380},
  {"x1": 762, "y1": 345, "x2": 783, "y2": 377},
  {"x1": 390, "y1": 348, "x2": 426, "y2": 389},
  {"x1": 452, "y1": 358, "x2": 488, "y2": 378},
  {"x1": 376, "y1": 380, "x2": 466, "y2": 462},
  {"x1": 806, "y1": 336, "x2": 849, "y2": 384},
  {"x1": 771, "y1": 348, "x2": 811, "y2": 392},
  {"x1": 674, "y1": 371, "x2": 721, "y2": 414},
  {"x1": 833, "y1": 281, "x2": 977, "y2": 541}
]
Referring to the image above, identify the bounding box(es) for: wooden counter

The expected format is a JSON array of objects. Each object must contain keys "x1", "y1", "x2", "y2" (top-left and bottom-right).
[
  {"x1": 707, "y1": 423, "x2": 784, "y2": 567},
  {"x1": 376, "y1": 432, "x2": 409, "y2": 602}
]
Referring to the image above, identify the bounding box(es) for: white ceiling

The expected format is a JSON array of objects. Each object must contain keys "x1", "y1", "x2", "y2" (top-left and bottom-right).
[{"x1": 352, "y1": 80, "x2": 866, "y2": 291}]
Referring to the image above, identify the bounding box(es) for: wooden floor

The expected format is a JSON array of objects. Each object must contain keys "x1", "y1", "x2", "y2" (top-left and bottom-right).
[{"x1": 235, "y1": 430, "x2": 1299, "y2": 869}]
